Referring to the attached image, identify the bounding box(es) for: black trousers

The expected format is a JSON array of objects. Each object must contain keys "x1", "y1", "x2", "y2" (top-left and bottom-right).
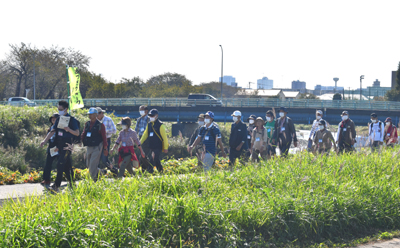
[
  {"x1": 146, "y1": 148, "x2": 163, "y2": 173},
  {"x1": 55, "y1": 147, "x2": 73, "y2": 187},
  {"x1": 279, "y1": 140, "x2": 292, "y2": 157},
  {"x1": 43, "y1": 147, "x2": 57, "y2": 183},
  {"x1": 229, "y1": 149, "x2": 244, "y2": 167},
  {"x1": 338, "y1": 141, "x2": 353, "y2": 154}
]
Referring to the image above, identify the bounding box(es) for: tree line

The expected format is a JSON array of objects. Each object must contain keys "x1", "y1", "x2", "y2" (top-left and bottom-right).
[{"x1": 0, "y1": 43, "x2": 242, "y2": 100}]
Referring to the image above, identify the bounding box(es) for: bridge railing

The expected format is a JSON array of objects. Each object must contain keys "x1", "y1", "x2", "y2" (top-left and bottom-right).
[{"x1": 1, "y1": 98, "x2": 400, "y2": 110}]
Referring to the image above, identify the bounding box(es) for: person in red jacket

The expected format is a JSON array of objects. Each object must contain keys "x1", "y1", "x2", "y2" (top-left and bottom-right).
[{"x1": 384, "y1": 117, "x2": 398, "y2": 147}]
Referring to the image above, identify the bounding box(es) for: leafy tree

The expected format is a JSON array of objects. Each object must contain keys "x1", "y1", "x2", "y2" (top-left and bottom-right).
[
  {"x1": 387, "y1": 62, "x2": 400, "y2": 101},
  {"x1": 299, "y1": 93, "x2": 317, "y2": 99},
  {"x1": 333, "y1": 93, "x2": 342, "y2": 100}
]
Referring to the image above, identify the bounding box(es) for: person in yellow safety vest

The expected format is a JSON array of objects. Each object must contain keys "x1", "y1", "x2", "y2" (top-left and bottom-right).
[{"x1": 140, "y1": 109, "x2": 168, "y2": 173}]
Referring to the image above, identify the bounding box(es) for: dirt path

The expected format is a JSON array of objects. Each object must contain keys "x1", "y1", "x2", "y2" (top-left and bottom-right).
[{"x1": 357, "y1": 238, "x2": 400, "y2": 247}]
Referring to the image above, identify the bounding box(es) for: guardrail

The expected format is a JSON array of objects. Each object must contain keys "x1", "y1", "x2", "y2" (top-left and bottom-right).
[{"x1": 1, "y1": 98, "x2": 400, "y2": 111}]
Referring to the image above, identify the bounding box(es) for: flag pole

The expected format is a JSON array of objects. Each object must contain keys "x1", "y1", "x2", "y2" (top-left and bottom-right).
[{"x1": 66, "y1": 65, "x2": 71, "y2": 114}]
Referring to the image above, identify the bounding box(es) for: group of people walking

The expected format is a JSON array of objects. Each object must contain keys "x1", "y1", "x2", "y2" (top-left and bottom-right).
[
  {"x1": 39, "y1": 101, "x2": 168, "y2": 193},
  {"x1": 188, "y1": 107, "x2": 399, "y2": 171},
  {"x1": 39, "y1": 101, "x2": 399, "y2": 192}
]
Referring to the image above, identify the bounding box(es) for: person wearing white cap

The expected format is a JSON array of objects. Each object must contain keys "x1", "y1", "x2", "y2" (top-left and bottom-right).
[
  {"x1": 308, "y1": 110, "x2": 329, "y2": 152},
  {"x1": 81, "y1": 107, "x2": 109, "y2": 181},
  {"x1": 229, "y1": 110, "x2": 248, "y2": 167}
]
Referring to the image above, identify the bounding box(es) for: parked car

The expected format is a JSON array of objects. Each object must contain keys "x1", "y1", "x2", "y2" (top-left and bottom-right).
[
  {"x1": 187, "y1": 94, "x2": 222, "y2": 107},
  {"x1": 8, "y1": 97, "x2": 36, "y2": 107}
]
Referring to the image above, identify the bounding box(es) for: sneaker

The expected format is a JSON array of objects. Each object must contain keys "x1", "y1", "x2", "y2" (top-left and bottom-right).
[
  {"x1": 49, "y1": 184, "x2": 60, "y2": 194},
  {"x1": 40, "y1": 180, "x2": 51, "y2": 187}
]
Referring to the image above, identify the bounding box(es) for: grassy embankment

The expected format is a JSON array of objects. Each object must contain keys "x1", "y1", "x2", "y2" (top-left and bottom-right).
[{"x1": 0, "y1": 147, "x2": 400, "y2": 247}]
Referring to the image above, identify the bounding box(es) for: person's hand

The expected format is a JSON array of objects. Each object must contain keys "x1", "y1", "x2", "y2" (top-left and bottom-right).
[
  {"x1": 236, "y1": 144, "x2": 242, "y2": 151},
  {"x1": 294, "y1": 141, "x2": 298, "y2": 147},
  {"x1": 335, "y1": 141, "x2": 339, "y2": 144},
  {"x1": 163, "y1": 149, "x2": 168, "y2": 153},
  {"x1": 54, "y1": 148, "x2": 59, "y2": 152},
  {"x1": 141, "y1": 150, "x2": 145, "y2": 158},
  {"x1": 271, "y1": 139, "x2": 276, "y2": 145},
  {"x1": 110, "y1": 148, "x2": 114, "y2": 154},
  {"x1": 187, "y1": 145, "x2": 190, "y2": 153},
  {"x1": 64, "y1": 126, "x2": 71, "y2": 132},
  {"x1": 188, "y1": 146, "x2": 193, "y2": 156},
  {"x1": 103, "y1": 148, "x2": 108, "y2": 156},
  {"x1": 308, "y1": 138, "x2": 312, "y2": 141},
  {"x1": 40, "y1": 141, "x2": 46, "y2": 148}
]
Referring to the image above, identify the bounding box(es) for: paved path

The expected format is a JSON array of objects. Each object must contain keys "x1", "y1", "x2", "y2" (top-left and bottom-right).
[{"x1": 357, "y1": 238, "x2": 400, "y2": 248}]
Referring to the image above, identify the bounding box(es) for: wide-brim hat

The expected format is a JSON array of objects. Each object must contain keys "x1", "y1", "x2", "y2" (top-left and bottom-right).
[
  {"x1": 247, "y1": 114, "x2": 257, "y2": 121},
  {"x1": 49, "y1": 113, "x2": 60, "y2": 124},
  {"x1": 231, "y1": 110, "x2": 242, "y2": 116},
  {"x1": 255, "y1": 117, "x2": 265, "y2": 125}
]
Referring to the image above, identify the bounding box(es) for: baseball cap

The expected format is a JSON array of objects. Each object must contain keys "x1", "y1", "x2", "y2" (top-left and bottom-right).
[
  {"x1": 231, "y1": 110, "x2": 242, "y2": 116},
  {"x1": 370, "y1": 113, "x2": 377, "y2": 118},
  {"x1": 385, "y1": 117, "x2": 392, "y2": 122},
  {"x1": 87, "y1": 107, "x2": 98, "y2": 114},
  {"x1": 205, "y1": 111, "x2": 215, "y2": 119},
  {"x1": 96, "y1": 107, "x2": 106, "y2": 113},
  {"x1": 279, "y1": 107, "x2": 288, "y2": 113},
  {"x1": 247, "y1": 114, "x2": 256, "y2": 121},
  {"x1": 341, "y1": 111, "x2": 349, "y2": 116},
  {"x1": 316, "y1": 110, "x2": 323, "y2": 115},
  {"x1": 148, "y1": 109, "x2": 159, "y2": 116},
  {"x1": 319, "y1": 120, "x2": 326, "y2": 126}
]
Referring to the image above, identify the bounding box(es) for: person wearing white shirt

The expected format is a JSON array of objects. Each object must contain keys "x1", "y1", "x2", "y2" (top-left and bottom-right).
[{"x1": 368, "y1": 113, "x2": 384, "y2": 153}]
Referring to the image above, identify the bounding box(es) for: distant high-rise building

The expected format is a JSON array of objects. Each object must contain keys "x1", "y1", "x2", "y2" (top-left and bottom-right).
[
  {"x1": 257, "y1": 77, "x2": 273, "y2": 89},
  {"x1": 392, "y1": 71, "x2": 397, "y2": 89},
  {"x1": 219, "y1": 75, "x2": 237, "y2": 87},
  {"x1": 291, "y1": 80, "x2": 306, "y2": 92}
]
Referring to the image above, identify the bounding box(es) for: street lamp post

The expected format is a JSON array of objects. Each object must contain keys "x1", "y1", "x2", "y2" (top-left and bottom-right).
[
  {"x1": 360, "y1": 75, "x2": 364, "y2": 100},
  {"x1": 219, "y1": 45, "x2": 223, "y2": 100}
]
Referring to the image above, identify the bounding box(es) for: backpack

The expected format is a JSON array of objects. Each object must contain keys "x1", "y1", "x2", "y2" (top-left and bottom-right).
[
  {"x1": 55, "y1": 116, "x2": 81, "y2": 144},
  {"x1": 369, "y1": 121, "x2": 383, "y2": 134}
]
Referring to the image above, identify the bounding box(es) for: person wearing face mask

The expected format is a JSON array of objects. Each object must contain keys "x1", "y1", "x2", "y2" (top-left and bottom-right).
[
  {"x1": 384, "y1": 117, "x2": 398, "y2": 147},
  {"x1": 250, "y1": 117, "x2": 268, "y2": 162},
  {"x1": 228, "y1": 110, "x2": 248, "y2": 167},
  {"x1": 336, "y1": 111, "x2": 356, "y2": 154},
  {"x1": 189, "y1": 111, "x2": 226, "y2": 171},
  {"x1": 188, "y1": 114, "x2": 205, "y2": 165},
  {"x1": 96, "y1": 107, "x2": 116, "y2": 169},
  {"x1": 110, "y1": 117, "x2": 145, "y2": 178},
  {"x1": 245, "y1": 115, "x2": 257, "y2": 159},
  {"x1": 81, "y1": 108, "x2": 109, "y2": 182},
  {"x1": 140, "y1": 109, "x2": 169, "y2": 173},
  {"x1": 40, "y1": 100, "x2": 80, "y2": 193},
  {"x1": 264, "y1": 110, "x2": 276, "y2": 158},
  {"x1": 40, "y1": 113, "x2": 60, "y2": 189},
  {"x1": 135, "y1": 105, "x2": 150, "y2": 162},
  {"x1": 308, "y1": 110, "x2": 328, "y2": 152},
  {"x1": 313, "y1": 120, "x2": 336, "y2": 155},
  {"x1": 271, "y1": 107, "x2": 298, "y2": 157},
  {"x1": 368, "y1": 113, "x2": 384, "y2": 152}
]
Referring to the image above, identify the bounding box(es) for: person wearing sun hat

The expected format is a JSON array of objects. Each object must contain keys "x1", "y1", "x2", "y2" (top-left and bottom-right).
[
  {"x1": 40, "y1": 113, "x2": 60, "y2": 189},
  {"x1": 188, "y1": 111, "x2": 226, "y2": 171},
  {"x1": 81, "y1": 107, "x2": 109, "y2": 182},
  {"x1": 272, "y1": 107, "x2": 297, "y2": 157},
  {"x1": 229, "y1": 110, "x2": 248, "y2": 167},
  {"x1": 250, "y1": 117, "x2": 268, "y2": 162}
]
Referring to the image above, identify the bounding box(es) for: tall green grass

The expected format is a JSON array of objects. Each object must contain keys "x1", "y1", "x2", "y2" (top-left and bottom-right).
[{"x1": 1, "y1": 143, "x2": 400, "y2": 247}]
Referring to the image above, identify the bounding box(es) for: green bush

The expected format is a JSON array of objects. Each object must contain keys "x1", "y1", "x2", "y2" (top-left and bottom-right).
[{"x1": 0, "y1": 146, "x2": 28, "y2": 174}]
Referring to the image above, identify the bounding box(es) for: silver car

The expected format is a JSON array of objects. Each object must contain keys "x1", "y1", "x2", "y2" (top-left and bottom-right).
[{"x1": 8, "y1": 97, "x2": 36, "y2": 107}]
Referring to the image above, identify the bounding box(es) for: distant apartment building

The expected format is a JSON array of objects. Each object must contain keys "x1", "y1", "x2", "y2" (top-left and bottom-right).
[
  {"x1": 392, "y1": 71, "x2": 397, "y2": 89},
  {"x1": 313, "y1": 85, "x2": 344, "y2": 95},
  {"x1": 256, "y1": 77, "x2": 273, "y2": 89},
  {"x1": 291, "y1": 80, "x2": 306, "y2": 93},
  {"x1": 219, "y1": 75, "x2": 237, "y2": 87}
]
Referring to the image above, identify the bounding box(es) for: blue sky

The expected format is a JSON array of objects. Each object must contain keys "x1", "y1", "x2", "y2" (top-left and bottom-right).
[{"x1": 1, "y1": 0, "x2": 399, "y2": 90}]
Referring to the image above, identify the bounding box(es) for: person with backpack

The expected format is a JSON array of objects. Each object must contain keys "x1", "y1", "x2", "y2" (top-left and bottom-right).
[
  {"x1": 271, "y1": 107, "x2": 298, "y2": 157},
  {"x1": 313, "y1": 120, "x2": 336, "y2": 155},
  {"x1": 308, "y1": 110, "x2": 329, "y2": 152},
  {"x1": 250, "y1": 117, "x2": 268, "y2": 162},
  {"x1": 40, "y1": 100, "x2": 80, "y2": 193},
  {"x1": 368, "y1": 113, "x2": 384, "y2": 152},
  {"x1": 81, "y1": 108, "x2": 109, "y2": 181},
  {"x1": 264, "y1": 110, "x2": 276, "y2": 158},
  {"x1": 229, "y1": 110, "x2": 248, "y2": 167},
  {"x1": 40, "y1": 113, "x2": 59, "y2": 189},
  {"x1": 188, "y1": 111, "x2": 226, "y2": 171},
  {"x1": 336, "y1": 111, "x2": 356, "y2": 154},
  {"x1": 384, "y1": 117, "x2": 398, "y2": 147},
  {"x1": 110, "y1": 117, "x2": 145, "y2": 178},
  {"x1": 140, "y1": 109, "x2": 168, "y2": 173}
]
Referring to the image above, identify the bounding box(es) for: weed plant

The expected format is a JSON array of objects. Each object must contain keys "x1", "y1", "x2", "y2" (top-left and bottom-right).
[{"x1": 1, "y1": 147, "x2": 400, "y2": 247}]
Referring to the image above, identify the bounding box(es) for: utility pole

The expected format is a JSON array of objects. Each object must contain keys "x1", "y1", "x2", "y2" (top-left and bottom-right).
[
  {"x1": 33, "y1": 54, "x2": 36, "y2": 100},
  {"x1": 360, "y1": 75, "x2": 364, "y2": 100},
  {"x1": 219, "y1": 45, "x2": 223, "y2": 100}
]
